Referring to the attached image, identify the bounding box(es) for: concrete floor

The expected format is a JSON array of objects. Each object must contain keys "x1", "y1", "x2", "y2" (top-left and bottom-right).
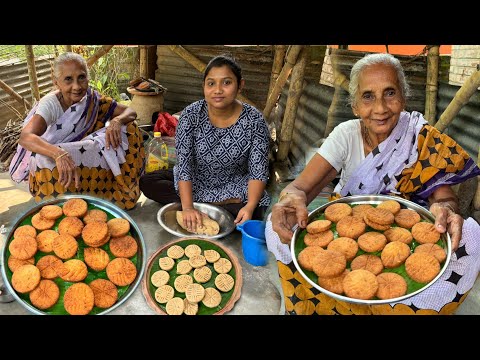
[{"x1": 1, "y1": 171, "x2": 479, "y2": 315}]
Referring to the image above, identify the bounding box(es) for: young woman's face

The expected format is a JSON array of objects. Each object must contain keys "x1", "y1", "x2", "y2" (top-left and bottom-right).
[
  {"x1": 203, "y1": 65, "x2": 243, "y2": 110},
  {"x1": 352, "y1": 63, "x2": 406, "y2": 138},
  {"x1": 55, "y1": 61, "x2": 89, "y2": 104}
]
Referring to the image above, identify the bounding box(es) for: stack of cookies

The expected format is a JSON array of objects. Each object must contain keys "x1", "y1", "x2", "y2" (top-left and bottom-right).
[
  {"x1": 7, "y1": 198, "x2": 139, "y2": 315},
  {"x1": 150, "y1": 242, "x2": 235, "y2": 315},
  {"x1": 297, "y1": 199, "x2": 446, "y2": 301}
]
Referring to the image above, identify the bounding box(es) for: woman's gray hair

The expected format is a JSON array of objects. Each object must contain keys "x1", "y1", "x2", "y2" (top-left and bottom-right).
[
  {"x1": 348, "y1": 53, "x2": 410, "y2": 106},
  {"x1": 53, "y1": 52, "x2": 89, "y2": 79}
]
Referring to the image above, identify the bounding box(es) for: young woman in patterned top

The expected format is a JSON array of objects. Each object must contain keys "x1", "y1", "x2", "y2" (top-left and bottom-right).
[{"x1": 140, "y1": 55, "x2": 270, "y2": 230}]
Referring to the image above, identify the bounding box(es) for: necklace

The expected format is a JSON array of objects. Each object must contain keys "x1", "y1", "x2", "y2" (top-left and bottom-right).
[{"x1": 361, "y1": 121, "x2": 374, "y2": 149}]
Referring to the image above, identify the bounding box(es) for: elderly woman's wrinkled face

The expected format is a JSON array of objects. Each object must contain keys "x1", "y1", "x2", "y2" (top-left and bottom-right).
[
  {"x1": 55, "y1": 60, "x2": 89, "y2": 104},
  {"x1": 352, "y1": 63, "x2": 406, "y2": 138}
]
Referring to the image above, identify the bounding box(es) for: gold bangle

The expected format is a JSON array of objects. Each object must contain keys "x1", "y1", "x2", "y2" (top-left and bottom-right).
[
  {"x1": 55, "y1": 152, "x2": 69, "y2": 161},
  {"x1": 278, "y1": 192, "x2": 291, "y2": 202}
]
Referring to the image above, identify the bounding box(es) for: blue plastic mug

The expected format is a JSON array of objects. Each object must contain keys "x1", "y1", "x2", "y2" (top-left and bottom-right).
[{"x1": 236, "y1": 220, "x2": 268, "y2": 266}]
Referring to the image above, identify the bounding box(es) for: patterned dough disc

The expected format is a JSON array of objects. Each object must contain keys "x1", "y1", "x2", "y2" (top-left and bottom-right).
[
  {"x1": 184, "y1": 244, "x2": 202, "y2": 258},
  {"x1": 151, "y1": 270, "x2": 170, "y2": 287},
  {"x1": 166, "y1": 297, "x2": 184, "y2": 315},
  {"x1": 193, "y1": 266, "x2": 212, "y2": 283},
  {"x1": 185, "y1": 283, "x2": 206, "y2": 303},
  {"x1": 167, "y1": 245, "x2": 184, "y2": 259},
  {"x1": 155, "y1": 284, "x2": 175, "y2": 304},
  {"x1": 189, "y1": 254, "x2": 207, "y2": 268},
  {"x1": 174, "y1": 274, "x2": 193, "y2": 293},
  {"x1": 215, "y1": 273, "x2": 235, "y2": 292},
  {"x1": 213, "y1": 258, "x2": 232, "y2": 274},
  {"x1": 159, "y1": 256, "x2": 175, "y2": 271},
  {"x1": 204, "y1": 249, "x2": 221, "y2": 263},
  {"x1": 176, "y1": 260, "x2": 193, "y2": 274},
  {"x1": 183, "y1": 298, "x2": 199, "y2": 315},
  {"x1": 202, "y1": 287, "x2": 222, "y2": 308}
]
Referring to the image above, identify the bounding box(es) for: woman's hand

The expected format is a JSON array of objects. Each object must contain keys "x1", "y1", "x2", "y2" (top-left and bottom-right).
[
  {"x1": 105, "y1": 118, "x2": 122, "y2": 150},
  {"x1": 234, "y1": 204, "x2": 255, "y2": 225},
  {"x1": 182, "y1": 208, "x2": 203, "y2": 233},
  {"x1": 429, "y1": 202, "x2": 464, "y2": 252},
  {"x1": 271, "y1": 192, "x2": 309, "y2": 245},
  {"x1": 55, "y1": 151, "x2": 80, "y2": 190}
]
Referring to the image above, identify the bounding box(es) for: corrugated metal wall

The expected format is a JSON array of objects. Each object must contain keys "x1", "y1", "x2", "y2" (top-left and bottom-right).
[
  {"x1": 436, "y1": 81, "x2": 480, "y2": 162},
  {"x1": 155, "y1": 45, "x2": 325, "y2": 115},
  {"x1": 0, "y1": 56, "x2": 54, "y2": 128}
]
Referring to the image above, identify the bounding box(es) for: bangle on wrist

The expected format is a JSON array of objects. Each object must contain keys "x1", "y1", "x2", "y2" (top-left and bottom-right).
[
  {"x1": 55, "y1": 151, "x2": 69, "y2": 161},
  {"x1": 278, "y1": 192, "x2": 291, "y2": 202}
]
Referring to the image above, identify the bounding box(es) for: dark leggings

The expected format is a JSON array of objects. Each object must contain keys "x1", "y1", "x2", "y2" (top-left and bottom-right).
[{"x1": 139, "y1": 169, "x2": 268, "y2": 220}]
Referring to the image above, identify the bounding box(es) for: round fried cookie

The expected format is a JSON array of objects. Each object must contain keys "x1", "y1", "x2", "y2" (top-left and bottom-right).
[
  {"x1": 107, "y1": 218, "x2": 130, "y2": 237},
  {"x1": 381, "y1": 241, "x2": 411, "y2": 268},
  {"x1": 62, "y1": 198, "x2": 88, "y2": 218},
  {"x1": 376, "y1": 272, "x2": 407, "y2": 299},
  {"x1": 394, "y1": 209, "x2": 421, "y2": 228},
  {"x1": 411, "y1": 222, "x2": 441, "y2": 244},
  {"x1": 59, "y1": 259, "x2": 88, "y2": 282},
  {"x1": 31, "y1": 213, "x2": 55, "y2": 230},
  {"x1": 298, "y1": 246, "x2": 325, "y2": 272},
  {"x1": 83, "y1": 247, "x2": 110, "y2": 271},
  {"x1": 357, "y1": 232, "x2": 387, "y2": 253},
  {"x1": 36, "y1": 255, "x2": 63, "y2": 279},
  {"x1": 343, "y1": 269, "x2": 379, "y2": 300},
  {"x1": 52, "y1": 233, "x2": 78, "y2": 259},
  {"x1": 63, "y1": 282, "x2": 94, "y2": 315},
  {"x1": 89, "y1": 279, "x2": 118, "y2": 308},
  {"x1": 109, "y1": 235, "x2": 138, "y2": 258},
  {"x1": 82, "y1": 221, "x2": 109, "y2": 247},
  {"x1": 58, "y1": 216, "x2": 84, "y2": 238},
  {"x1": 306, "y1": 219, "x2": 332, "y2": 234},
  {"x1": 12, "y1": 264, "x2": 41, "y2": 293},
  {"x1": 405, "y1": 252, "x2": 440, "y2": 283},
  {"x1": 324, "y1": 203, "x2": 352, "y2": 222},
  {"x1": 350, "y1": 254, "x2": 384, "y2": 275},
  {"x1": 351, "y1": 204, "x2": 374, "y2": 218},
  {"x1": 106, "y1": 257, "x2": 137, "y2": 286},
  {"x1": 304, "y1": 230, "x2": 334, "y2": 247},
  {"x1": 377, "y1": 200, "x2": 401, "y2": 215},
  {"x1": 7, "y1": 256, "x2": 34, "y2": 273},
  {"x1": 414, "y1": 243, "x2": 447, "y2": 263},
  {"x1": 40, "y1": 205, "x2": 63, "y2": 220},
  {"x1": 384, "y1": 227, "x2": 413, "y2": 244},
  {"x1": 36, "y1": 229, "x2": 59, "y2": 253},
  {"x1": 29, "y1": 279, "x2": 60, "y2": 309},
  {"x1": 312, "y1": 249, "x2": 346, "y2": 279},
  {"x1": 9, "y1": 235, "x2": 37, "y2": 260},
  {"x1": 365, "y1": 207, "x2": 394, "y2": 225},
  {"x1": 13, "y1": 225, "x2": 37, "y2": 239},
  {"x1": 83, "y1": 209, "x2": 108, "y2": 224},
  {"x1": 364, "y1": 216, "x2": 392, "y2": 231},
  {"x1": 318, "y1": 269, "x2": 349, "y2": 295},
  {"x1": 327, "y1": 237, "x2": 358, "y2": 261},
  {"x1": 336, "y1": 215, "x2": 366, "y2": 239}
]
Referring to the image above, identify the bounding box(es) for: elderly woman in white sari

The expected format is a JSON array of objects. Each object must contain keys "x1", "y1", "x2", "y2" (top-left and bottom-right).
[{"x1": 9, "y1": 52, "x2": 145, "y2": 210}]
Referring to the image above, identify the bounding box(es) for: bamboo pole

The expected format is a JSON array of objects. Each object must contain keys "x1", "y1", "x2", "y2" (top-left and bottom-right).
[
  {"x1": 167, "y1": 45, "x2": 258, "y2": 108},
  {"x1": 268, "y1": 45, "x2": 287, "y2": 98},
  {"x1": 474, "y1": 145, "x2": 480, "y2": 210},
  {"x1": 54, "y1": 45, "x2": 59, "y2": 57},
  {"x1": 139, "y1": 45, "x2": 148, "y2": 78},
  {"x1": 25, "y1": 45, "x2": 40, "y2": 102},
  {"x1": 425, "y1": 45, "x2": 440, "y2": 124},
  {"x1": 276, "y1": 46, "x2": 309, "y2": 161},
  {"x1": 65, "y1": 45, "x2": 73, "y2": 52},
  {"x1": 86, "y1": 45, "x2": 114, "y2": 67},
  {"x1": 263, "y1": 45, "x2": 304, "y2": 120},
  {"x1": 434, "y1": 69, "x2": 480, "y2": 132},
  {"x1": 0, "y1": 79, "x2": 31, "y2": 109}
]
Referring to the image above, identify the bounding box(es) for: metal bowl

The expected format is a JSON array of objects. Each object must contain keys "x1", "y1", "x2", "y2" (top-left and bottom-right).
[
  {"x1": 291, "y1": 194, "x2": 452, "y2": 305},
  {"x1": 157, "y1": 202, "x2": 235, "y2": 240},
  {"x1": 1, "y1": 194, "x2": 147, "y2": 315}
]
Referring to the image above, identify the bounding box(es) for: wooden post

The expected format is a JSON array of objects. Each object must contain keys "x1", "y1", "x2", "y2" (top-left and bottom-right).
[
  {"x1": 425, "y1": 45, "x2": 440, "y2": 124},
  {"x1": 167, "y1": 45, "x2": 258, "y2": 108},
  {"x1": 25, "y1": 45, "x2": 40, "y2": 102},
  {"x1": 268, "y1": 45, "x2": 287, "y2": 98},
  {"x1": 276, "y1": 46, "x2": 309, "y2": 161},
  {"x1": 86, "y1": 45, "x2": 114, "y2": 67},
  {"x1": 434, "y1": 69, "x2": 480, "y2": 132},
  {"x1": 65, "y1": 45, "x2": 73, "y2": 52},
  {"x1": 54, "y1": 45, "x2": 59, "y2": 57},
  {"x1": 140, "y1": 45, "x2": 148, "y2": 78},
  {"x1": 263, "y1": 45, "x2": 304, "y2": 120},
  {"x1": 474, "y1": 145, "x2": 480, "y2": 210},
  {"x1": 0, "y1": 78, "x2": 31, "y2": 109}
]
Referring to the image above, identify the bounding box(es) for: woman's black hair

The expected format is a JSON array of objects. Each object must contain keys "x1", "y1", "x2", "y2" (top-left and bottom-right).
[{"x1": 203, "y1": 54, "x2": 242, "y2": 86}]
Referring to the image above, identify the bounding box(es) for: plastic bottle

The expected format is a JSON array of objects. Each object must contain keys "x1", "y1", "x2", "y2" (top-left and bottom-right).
[{"x1": 145, "y1": 132, "x2": 169, "y2": 173}]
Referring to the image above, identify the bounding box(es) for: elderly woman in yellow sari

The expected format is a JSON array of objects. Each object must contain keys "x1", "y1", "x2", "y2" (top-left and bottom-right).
[
  {"x1": 267, "y1": 53, "x2": 480, "y2": 315},
  {"x1": 9, "y1": 52, "x2": 145, "y2": 210}
]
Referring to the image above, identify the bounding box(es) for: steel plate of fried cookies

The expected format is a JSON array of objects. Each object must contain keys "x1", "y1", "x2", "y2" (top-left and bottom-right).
[
  {"x1": 291, "y1": 194, "x2": 452, "y2": 305},
  {"x1": 1, "y1": 195, "x2": 146, "y2": 315},
  {"x1": 142, "y1": 237, "x2": 242, "y2": 315}
]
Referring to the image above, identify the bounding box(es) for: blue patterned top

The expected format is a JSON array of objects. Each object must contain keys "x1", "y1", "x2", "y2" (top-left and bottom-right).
[{"x1": 173, "y1": 99, "x2": 270, "y2": 207}]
